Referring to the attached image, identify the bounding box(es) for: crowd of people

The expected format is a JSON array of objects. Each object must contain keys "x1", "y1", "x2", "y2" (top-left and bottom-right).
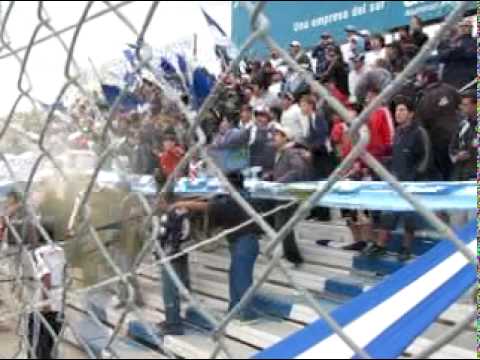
[{"x1": 0, "y1": 14, "x2": 476, "y2": 354}]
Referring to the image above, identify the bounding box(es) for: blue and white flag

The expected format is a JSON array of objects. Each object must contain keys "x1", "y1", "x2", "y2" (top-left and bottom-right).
[
  {"x1": 122, "y1": 48, "x2": 140, "y2": 87},
  {"x1": 176, "y1": 53, "x2": 191, "y2": 88},
  {"x1": 101, "y1": 84, "x2": 144, "y2": 113},
  {"x1": 191, "y1": 67, "x2": 216, "y2": 110},
  {"x1": 37, "y1": 100, "x2": 67, "y2": 114},
  {"x1": 200, "y1": 7, "x2": 237, "y2": 66}
]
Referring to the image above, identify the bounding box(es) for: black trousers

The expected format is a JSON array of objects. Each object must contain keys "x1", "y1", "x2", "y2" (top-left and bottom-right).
[
  {"x1": 275, "y1": 205, "x2": 304, "y2": 265},
  {"x1": 27, "y1": 312, "x2": 63, "y2": 359},
  {"x1": 432, "y1": 142, "x2": 453, "y2": 181}
]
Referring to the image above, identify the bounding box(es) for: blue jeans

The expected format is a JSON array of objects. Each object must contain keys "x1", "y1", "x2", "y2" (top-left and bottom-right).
[
  {"x1": 228, "y1": 233, "x2": 260, "y2": 319},
  {"x1": 160, "y1": 255, "x2": 190, "y2": 327}
]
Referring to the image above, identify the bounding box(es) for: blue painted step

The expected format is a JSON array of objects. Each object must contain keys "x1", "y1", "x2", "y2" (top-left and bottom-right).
[
  {"x1": 128, "y1": 321, "x2": 165, "y2": 349},
  {"x1": 70, "y1": 313, "x2": 157, "y2": 358},
  {"x1": 387, "y1": 233, "x2": 438, "y2": 256},
  {"x1": 325, "y1": 277, "x2": 368, "y2": 298},
  {"x1": 353, "y1": 255, "x2": 405, "y2": 275}
]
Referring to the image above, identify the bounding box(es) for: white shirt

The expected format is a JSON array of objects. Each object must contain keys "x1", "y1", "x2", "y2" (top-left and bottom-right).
[
  {"x1": 269, "y1": 58, "x2": 284, "y2": 69},
  {"x1": 281, "y1": 104, "x2": 308, "y2": 143},
  {"x1": 341, "y1": 38, "x2": 359, "y2": 68},
  {"x1": 348, "y1": 65, "x2": 371, "y2": 103},
  {"x1": 23, "y1": 244, "x2": 66, "y2": 312},
  {"x1": 365, "y1": 48, "x2": 387, "y2": 67},
  {"x1": 249, "y1": 96, "x2": 267, "y2": 109},
  {"x1": 266, "y1": 83, "x2": 283, "y2": 108}
]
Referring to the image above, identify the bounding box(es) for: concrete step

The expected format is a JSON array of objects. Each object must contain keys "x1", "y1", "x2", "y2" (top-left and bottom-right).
[
  {"x1": 140, "y1": 255, "x2": 473, "y2": 329},
  {"x1": 260, "y1": 239, "x2": 408, "y2": 275},
  {"x1": 194, "y1": 249, "x2": 378, "y2": 300},
  {"x1": 134, "y1": 276, "x2": 303, "y2": 350},
  {"x1": 70, "y1": 293, "x2": 257, "y2": 359},
  {"x1": 135, "y1": 276, "x2": 469, "y2": 360},
  {"x1": 139, "y1": 265, "x2": 341, "y2": 324},
  {"x1": 193, "y1": 250, "x2": 368, "y2": 298},
  {"x1": 65, "y1": 306, "x2": 165, "y2": 359}
]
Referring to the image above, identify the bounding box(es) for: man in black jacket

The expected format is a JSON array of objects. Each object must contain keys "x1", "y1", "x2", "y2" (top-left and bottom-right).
[
  {"x1": 449, "y1": 90, "x2": 477, "y2": 181},
  {"x1": 438, "y1": 18, "x2": 476, "y2": 89},
  {"x1": 299, "y1": 95, "x2": 334, "y2": 180},
  {"x1": 365, "y1": 96, "x2": 435, "y2": 261},
  {"x1": 169, "y1": 172, "x2": 263, "y2": 322},
  {"x1": 416, "y1": 67, "x2": 461, "y2": 180}
]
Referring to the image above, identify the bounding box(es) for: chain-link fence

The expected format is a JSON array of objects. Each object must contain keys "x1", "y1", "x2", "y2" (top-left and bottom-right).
[{"x1": 0, "y1": 1, "x2": 475, "y2": 359}]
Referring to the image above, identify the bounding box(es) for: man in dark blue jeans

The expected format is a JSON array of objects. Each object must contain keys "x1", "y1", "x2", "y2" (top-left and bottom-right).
[
  {"x1": 170, "y1": 171, "x2": 262, "y2": 322},
  {"x1": 159, "y1": 254, "x2": 190, "y2": 335},
  {"x1": 156, "y1": 205, "x2": 192, "y2": 336},
  {"x1": 227, "y1": 234, "x2": 259, "y2": 316}
]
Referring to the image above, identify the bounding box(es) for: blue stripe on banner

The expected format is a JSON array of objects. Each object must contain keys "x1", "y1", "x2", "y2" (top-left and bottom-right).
[{"x1": 254, "y1": 220, "x2": 476, "y2": 359}]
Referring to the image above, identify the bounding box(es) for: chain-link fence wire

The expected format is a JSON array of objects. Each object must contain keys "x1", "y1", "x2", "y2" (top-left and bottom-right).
[{"x1": 0, "y1": 1, "x2": 475, "y2": 359}]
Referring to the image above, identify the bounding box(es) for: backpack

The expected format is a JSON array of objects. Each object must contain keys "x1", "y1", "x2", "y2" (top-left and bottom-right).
[{"x1": 157, "y1": 208, "x2": 191, "y2": 257}]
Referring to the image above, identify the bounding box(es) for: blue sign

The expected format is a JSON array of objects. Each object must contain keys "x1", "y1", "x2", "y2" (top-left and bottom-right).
[{"x1": 231, "y1": 1, "x2": 475, "y2": 55}]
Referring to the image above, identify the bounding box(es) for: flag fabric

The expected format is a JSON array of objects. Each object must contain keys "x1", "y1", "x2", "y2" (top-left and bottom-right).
[
  {"x1": 101, "y1": 84, "x2": 144, "y2": 112},
  {"x1": 122, "y1": 48, "x2": 140, "y2": 87},
  {"x1": 157, "y1": 56, "x2": 187, "y2": 93},
  {"x1": 191, "y1": 67, "x2": 216, "y2": 110},
  {"x1": 123, "y1": 49, "x2": 136, "y2": 68},
  {"x1": 38, "y1": 100, "x2": 67, "y2": 114},
  {"x1": 176, "y1": 53, "x2": 191, "y2": 88},
  {"x1": 160, "y1": 57, "x2": 177, "y2": 75},
  {"x1": 200, "y1": 8, "x2": 237, "y2": 66}
]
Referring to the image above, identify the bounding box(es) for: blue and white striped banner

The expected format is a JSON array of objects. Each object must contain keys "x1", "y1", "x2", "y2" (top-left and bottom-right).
[{"x1": 255, "y1": 220, "x2": 476, "y2": 359}]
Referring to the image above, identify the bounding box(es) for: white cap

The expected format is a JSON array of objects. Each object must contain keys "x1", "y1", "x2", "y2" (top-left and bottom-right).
[
  {"x1": 272, "y1": 122, "x2": 293, "y2": 140},
  {"x1": 290, "y1": 40, "x2": 301, "y2": 47},
  {"x1": 359, "y1": 29, "x2": 371, "y2": 37}
]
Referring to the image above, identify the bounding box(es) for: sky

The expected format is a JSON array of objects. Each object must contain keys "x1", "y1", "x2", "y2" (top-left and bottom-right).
[{"x1": 0, "y1": 1, "x2": 232, "y2": 117}]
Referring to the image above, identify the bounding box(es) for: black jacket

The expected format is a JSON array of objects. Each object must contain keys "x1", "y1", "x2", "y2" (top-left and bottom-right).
[
  {"x1": 319, "y1": 58, "x2": 349, "y2": 95},
  {"x1": 439, "y1": 34, "x2": 476, "y2": 89},
  {"x1": 411, "y1": 30, "x2": 429, "y2": 50},
  {"x1": 390, "y1": 121, "x2": 435, "y2": 181},
  {"x1": 449, "y1": 116, "x2": 477, "y2": 180},
  {"x1": 416, "y1": 82, "x2": 461, "y2": 146},
  {"x1": 305, "y1": 113, "x2": 334, "y2": 180}
]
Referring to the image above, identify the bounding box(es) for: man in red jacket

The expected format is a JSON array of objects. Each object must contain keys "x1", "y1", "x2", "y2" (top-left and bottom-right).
[
  {"x1": 156, "y1": 134, "x2": 185, "y2": 179},
  {"x1": 365, "y1": 87, "x2": 395, "y2": 163}
]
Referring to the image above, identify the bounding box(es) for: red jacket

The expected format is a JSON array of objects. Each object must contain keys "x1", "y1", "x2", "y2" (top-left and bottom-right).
[
  {"x1": 159, "y1": 146, "x2": 185, "y2": 177},
  {"x1": 330, "y1": 117, "x2": 352, "y2": 159},
  {"x1": 367, "y1": 106, "x2": 395, "y2": 159},
  {"x1": 328, "y1": 83, "x2": 351, "y2": 109}
]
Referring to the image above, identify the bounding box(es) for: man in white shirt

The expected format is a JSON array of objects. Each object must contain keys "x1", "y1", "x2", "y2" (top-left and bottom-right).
[
  {"x1": 348, "y1": 54, "x2": 370, "y2": 104},
  {"x1": 280, "y1": 92, "x2": 308, "y2": 143},
  {"x1": 266, "y1": 72, "x2": 284, "y2": 107},
  {"x1": 342, "y1": 25, "x2": 361, "y2": 69},
  {"x1": 23, "y1": 237, "x2": 66, "y2": 359},
  {"x1": 269, "y1": 49, "x2": 284, "y2": 69},
  {"x1": 365, "y1": 33, "x2": 387, "y2": 67}
]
